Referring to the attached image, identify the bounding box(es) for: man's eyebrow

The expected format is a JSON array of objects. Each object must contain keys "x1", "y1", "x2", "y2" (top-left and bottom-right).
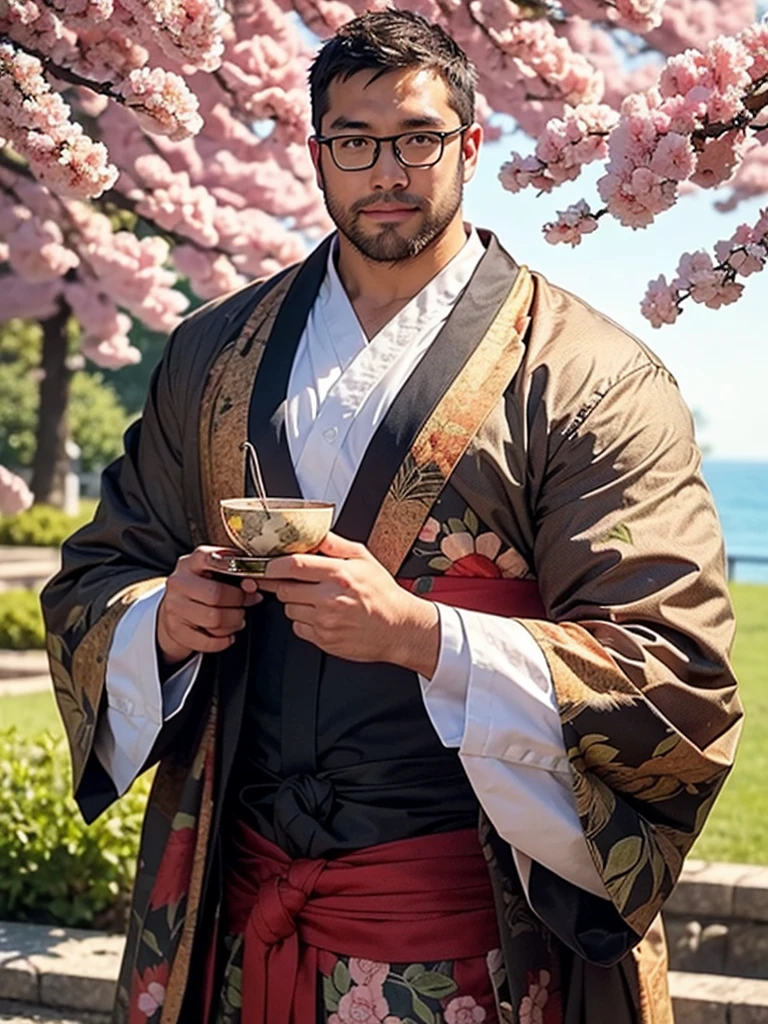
[
  {"x1": 327, "y1": 116, "x2": 371, "y2": 131},
  {"x1": 399, "y1": 116, "x2": 446, "y2": 129},
  {"x1": 326, "y1": 114, "x2": 448, "y2": 132}
]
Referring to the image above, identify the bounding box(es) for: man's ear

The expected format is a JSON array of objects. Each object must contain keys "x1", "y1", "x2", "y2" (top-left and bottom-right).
[
  {"x1": 308, "y1": 137, "x2": 324, "y2": 191},
  {"x1": 461, "y1": 123, "x2": 484, "y2": 184}
]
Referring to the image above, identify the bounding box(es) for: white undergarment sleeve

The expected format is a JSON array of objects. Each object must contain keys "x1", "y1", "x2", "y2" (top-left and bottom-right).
[
  {"x1": 420, "y1": 604, "x2": 610, "y2": 900},
  {"x1": 94, "y1": 585, "x2": 202, "y2": 795}
]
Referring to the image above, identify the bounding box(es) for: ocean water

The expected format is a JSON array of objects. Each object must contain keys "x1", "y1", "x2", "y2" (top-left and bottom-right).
[{"x1": 701, "y1": 460, "x2": 768, "y2": 584}]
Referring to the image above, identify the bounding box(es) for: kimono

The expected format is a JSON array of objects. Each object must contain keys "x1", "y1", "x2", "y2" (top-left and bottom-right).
[{"x1": 40, "y1": 230, "x2": 742, "y2": 1024}]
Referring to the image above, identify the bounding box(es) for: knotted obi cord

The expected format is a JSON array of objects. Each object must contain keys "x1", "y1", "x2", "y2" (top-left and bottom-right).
[{"x1": 226, "y1": 822, "x2": 499, "y2": 1024}]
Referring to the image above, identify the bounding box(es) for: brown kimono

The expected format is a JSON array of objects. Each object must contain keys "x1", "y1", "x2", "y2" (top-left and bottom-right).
[{"x1": 41, "y1": 231, "x2": 742, "y2": 1024}]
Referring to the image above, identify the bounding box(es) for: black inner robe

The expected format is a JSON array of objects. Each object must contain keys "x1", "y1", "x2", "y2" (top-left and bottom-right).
[{"x1": 224, "y1": 232, "x2": 523, "y2": 857}]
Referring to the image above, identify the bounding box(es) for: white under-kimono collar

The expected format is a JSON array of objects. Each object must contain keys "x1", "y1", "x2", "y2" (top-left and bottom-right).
[
  {"x1": 286, "y1": 224, "x2": 487, "y2": 511},
  {"x1": 320, "y1": 225, "x2": 486, "y2": 354}
]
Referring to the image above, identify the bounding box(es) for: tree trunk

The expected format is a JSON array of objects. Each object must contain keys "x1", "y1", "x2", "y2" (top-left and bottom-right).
[{"x1": 30, "y1": 305, "x2": 72, "y2": 507}]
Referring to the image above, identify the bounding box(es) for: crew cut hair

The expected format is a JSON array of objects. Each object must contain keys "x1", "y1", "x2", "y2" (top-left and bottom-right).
[{"x1": 309, "y1": 9, "x2": 477, "y2": 134}]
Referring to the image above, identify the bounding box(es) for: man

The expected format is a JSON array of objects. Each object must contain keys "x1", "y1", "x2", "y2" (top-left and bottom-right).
[{"x1": 42, "y1": 10, "x2": 741, "y2": 1024}]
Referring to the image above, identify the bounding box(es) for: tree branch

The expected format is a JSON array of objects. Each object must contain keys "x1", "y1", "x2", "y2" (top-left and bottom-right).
[{"x1": 0, "y1": 33, "x2": 122, "y2": 101}]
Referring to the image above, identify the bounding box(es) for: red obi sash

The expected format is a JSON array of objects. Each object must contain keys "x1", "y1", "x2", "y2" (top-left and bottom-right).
[
  {"x1": 396, "y1": 575, "x2": 546, "y2": 619},
  {"x1": 224, "y1": 823, "x2": 498, "y2": 1024}
]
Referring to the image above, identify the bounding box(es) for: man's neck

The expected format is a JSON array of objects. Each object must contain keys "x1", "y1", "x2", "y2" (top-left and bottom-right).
[{"x1": 335, "y1": 214, "x2": 469, "y2": 309}]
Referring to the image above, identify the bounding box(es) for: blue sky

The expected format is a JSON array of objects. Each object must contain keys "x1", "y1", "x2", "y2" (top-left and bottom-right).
[{"x1": 464, "y1": 135, "x2": 767, "y2": 462}]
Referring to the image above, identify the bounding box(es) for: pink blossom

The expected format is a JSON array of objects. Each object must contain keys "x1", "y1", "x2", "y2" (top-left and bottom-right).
[
  {"x1": 660, "y1": 92, "x2": 708, "y2": 135},
  {"x1": 647, "y1": 0, "x2": 757, "y2": 56},
  {"x1": 499, "y1": 153, "x2": 553, "y2": 195},
  {"x1": 0, "y1": 276, "x2": 62, "y2": 319},
  {"x1": 708, "y1": 35, "x2": 752, "y2": 93},
  {"x1": 519, "y1": 970, "x2": 551, "y2": 1024},
  {"x1": 74, "y1": 27, "x2": 149, "y2": 83},
  {"x1": 690, "y1": 130, "x2": 747, "y2": 188},
  {"x1": 64, "y1": 282, "x2": 140, "y2": 366},
  {"x1": 673, "y1": 250, "x2": 744, "y2": 307},
  {"x1": 649, "y1": 132, "x2": 696, "y2": 181},
  {"x1": 614, "y1": 0, "x2": 664, "y2": 34},
  {"x1": 121, "y1": 67, "x2": 203, "y2": 141},
  {"x1": 741, "y1": 20, "x2": 768, "y2": 80},
  {"x1": 674, "y1": 249, "x2": 717, "y2": 289},
  {"x1": 640, "y1": 275, "x2": 680, "y2": 328},
  {"x1": 754, "y1": 208, "x2": 768, "y2": 241},
  {"x1": 81, "y1": 320, "x2": 142, "y2": 369},
  {"x1": 117, "y1": 0, "x2": 225, "y2": 71},
  {"x1": 500, "y1": 103, "x2": 617, "y2": 195},
  {"x1": 136, "y1": 981, "x2": 166, "y2": 1017},
  {"x1": 597, "y1": 174, "x2": 657, "y2": 228},
  {"x1": 543, "y1": 200, "x2": 599, "y2": 246},
  {"x1": 486, "y1": 948, "x2": 504, "y2": 975},
  {"x1": 2, "y1": 0, "x2": 767, "y2": 346},
  {"x1": 418, "y1": 517, "x2": 440, "y2": 544},
  {"x1": 327, "y1": 984, "x2": 400, "y2": 1024},
  {"x1": 136, "y1": 173, "x2": 219, "y2": 247},
  {"x1": 6, "y1": 217, "x2": 79, "y2": 281},
  {"x1": 713, "y1": 221, "x2": 767, "y2": 276},
  {"x1": 26, "y1": 131, "x2": 118, "y2": 199},
  {"x1": 445, "y1": 995, "x2": 487, "y2": 1024},
  {"x1": 658, "y1": 49, "x2": 711, "y2": 99},
  {"x1": 726, "y1": 243, "x2": 766, "y2": 276},
  {"x1": 0, "y1": 41, "x2": 117, "y2": 198},
  {"x1": 348, "y1": 959, "x2": 390, "y2": 991},
  {"x1": 0, "y1": 465, "x2": 33, "y2": 516},
  {"x1": 172, "y1": 246, "x2": 246, "y2": 300}
]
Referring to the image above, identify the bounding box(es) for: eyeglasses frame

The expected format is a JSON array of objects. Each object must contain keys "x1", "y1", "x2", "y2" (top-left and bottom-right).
[{"x1": 313, "y1": 124, "x2": 470, "y2": 172}]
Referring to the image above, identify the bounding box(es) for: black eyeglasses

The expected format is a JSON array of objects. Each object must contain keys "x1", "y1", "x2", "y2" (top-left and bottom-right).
[{"x1": 314, "y1": 125, "x2": 468, "y2": 171}]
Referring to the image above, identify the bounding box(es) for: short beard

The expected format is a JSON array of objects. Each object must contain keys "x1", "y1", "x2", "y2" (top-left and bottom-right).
[{"x1": 321, "y1": 162, "x2": 464, "y2": 264}]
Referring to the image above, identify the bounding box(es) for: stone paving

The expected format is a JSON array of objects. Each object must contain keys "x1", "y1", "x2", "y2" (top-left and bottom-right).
[
  {"x1": 0, "y1": 547, "x2": 59, "y2": 595},
  {"x1": 0, "y1": 1002, "x2": 108, "y2": 1024}
]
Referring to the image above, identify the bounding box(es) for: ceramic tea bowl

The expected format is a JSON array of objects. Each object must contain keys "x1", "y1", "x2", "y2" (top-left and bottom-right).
[{"x1": 219, "y1": 497, "x2": 334, "y2": 559}]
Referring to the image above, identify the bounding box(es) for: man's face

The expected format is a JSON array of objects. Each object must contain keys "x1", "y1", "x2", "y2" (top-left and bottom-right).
[{"x1": 310, "y1": 68, "x2": 481, "y2": 263}]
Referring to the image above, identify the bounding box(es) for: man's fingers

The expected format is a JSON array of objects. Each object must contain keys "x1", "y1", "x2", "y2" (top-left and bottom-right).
[
  {"x1": 264, "y1": 554, "x2": 338, "y2": 582},
  {"x1": 283, "y1": 603, "x2": 315, "y2": 624},
  {"x1": 317, "y1": 532, "x2": 367, "y2": 559},
  {"x1": 257, "y1": 580, "x2": 320, "y2": 604},
  {"x1": 169, "y1": 621, "x2": 236, "y2": 654},
  {"x1": 179, "y1": 600, "x2": 246, "y2": 633},
  {"x1": 170, "y1": 570, "x2": 249, "y2": 608}
]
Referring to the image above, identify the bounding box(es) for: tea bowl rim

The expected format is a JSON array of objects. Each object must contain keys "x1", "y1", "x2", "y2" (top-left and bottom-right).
[{"x1": 219, "y1": 497, "x2": 335, "y2": 513}]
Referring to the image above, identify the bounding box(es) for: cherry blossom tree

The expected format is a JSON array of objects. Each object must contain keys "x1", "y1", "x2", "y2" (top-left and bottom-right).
[{"x1": 0, "y1": 0, "x2": 765, "y2": 504}]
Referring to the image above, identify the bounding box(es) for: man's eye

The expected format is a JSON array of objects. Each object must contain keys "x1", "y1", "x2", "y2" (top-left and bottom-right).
[
  {"x1": 408, "y1": 134, "x2": 435, "y2": 146},
  {"x1": 340, "y1": 137, "x2": 372, "y2": 150}
]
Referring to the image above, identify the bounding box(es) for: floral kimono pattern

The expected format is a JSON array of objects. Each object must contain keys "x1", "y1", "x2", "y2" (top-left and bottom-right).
[
  {"x1": 41, "y1": 232, "x2": 740, "y2": 1024},
  {"x1": 214, "y1": 939, "x2": 502, "y2": 1024}
]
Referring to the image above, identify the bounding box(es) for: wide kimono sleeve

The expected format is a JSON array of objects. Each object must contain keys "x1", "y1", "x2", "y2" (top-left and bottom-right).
[
  {"x1": 40, "y1": 322, "x2": 201, "y2": 824},
  {"x1": 517, "y1": 330, "x2": 742, "y2": 954}
]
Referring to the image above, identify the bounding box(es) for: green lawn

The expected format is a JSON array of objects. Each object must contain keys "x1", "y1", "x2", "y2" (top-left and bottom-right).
[
  {"x1": 691, "y1": 582, "x2": 768, "y2": 863},
  {"x1": 1, "y1": 582, "x2": 766, "y2": 863},
  {"x1": 1, "y1": 687, "x2": 61, "y2": 737}
]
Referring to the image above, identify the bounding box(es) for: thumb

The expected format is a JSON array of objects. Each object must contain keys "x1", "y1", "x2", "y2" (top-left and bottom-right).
[{"x1": 317, "y1": 531, "x2": 367, "y2": 560}]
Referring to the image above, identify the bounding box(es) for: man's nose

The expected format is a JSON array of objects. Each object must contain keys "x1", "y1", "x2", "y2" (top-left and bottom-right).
[{"x1": 369, "y1": 140, "x2": 409, "y2": 191}]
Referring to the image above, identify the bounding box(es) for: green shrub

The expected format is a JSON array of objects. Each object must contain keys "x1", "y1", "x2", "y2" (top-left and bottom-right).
[
  {"x1": 0, "y1": 502, "x2": 95, "y2": 547},
  {"x1": 0, "y1": 590, "x2": 45, "y2": 649},
  {"x1": 0, "y1": 730, "x2": 150, "y2": 932}
]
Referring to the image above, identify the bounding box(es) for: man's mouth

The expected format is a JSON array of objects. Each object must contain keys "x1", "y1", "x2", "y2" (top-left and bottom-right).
[{"x1": 359, "y1": 206, "x2": 419, "y2": 222}]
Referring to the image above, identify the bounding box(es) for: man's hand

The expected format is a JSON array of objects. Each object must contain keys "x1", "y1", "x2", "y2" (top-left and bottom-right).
[
  {"x1": 157, "y1": 546, "x2": 262, "y2": 668},
  {"x1": 250, "y1": 532, "x2": 440, "y2": 677}
]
